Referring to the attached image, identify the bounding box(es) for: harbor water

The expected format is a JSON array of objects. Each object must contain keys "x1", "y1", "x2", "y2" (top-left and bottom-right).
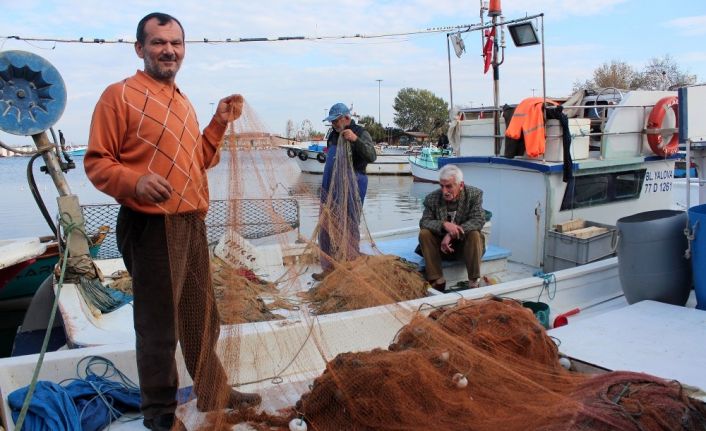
[{"x1": 0, "y1": 149, "x2": 436, "y2": 241}]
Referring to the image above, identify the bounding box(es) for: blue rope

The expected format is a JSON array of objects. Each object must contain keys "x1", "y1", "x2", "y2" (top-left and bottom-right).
[
  {"x1": 533, "y1": 270, "x2": 557, "y2": 301},
  {"x1": 59, "y1": 355, "x2": 141, "y2": 425}
]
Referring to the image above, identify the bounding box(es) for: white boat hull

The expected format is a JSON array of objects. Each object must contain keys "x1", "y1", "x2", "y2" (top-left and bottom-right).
[
  {"x1": 283, "y1": 146, "x2": 411, "y2": 175},
  {"x1": 408, "y1": 158, "x2": 439, "y2": 183}
]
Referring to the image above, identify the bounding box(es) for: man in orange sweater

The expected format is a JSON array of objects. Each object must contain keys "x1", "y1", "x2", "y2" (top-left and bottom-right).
[{"x1": 85, "y1": 12, "x2": 260, "y2": 431}]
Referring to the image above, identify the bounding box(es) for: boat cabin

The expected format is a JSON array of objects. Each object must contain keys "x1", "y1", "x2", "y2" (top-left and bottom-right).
[{"x1": 444, "y1": 90, "x2": 682, "y2": 267}]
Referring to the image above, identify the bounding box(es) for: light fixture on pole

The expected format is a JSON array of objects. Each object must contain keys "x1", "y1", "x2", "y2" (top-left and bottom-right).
[
  {"x1": 507, "y1": 21, "x2": 540, "y2": 47},
  {"x1": 375, "y1": 79, "x2": 383, "y2": 124}
]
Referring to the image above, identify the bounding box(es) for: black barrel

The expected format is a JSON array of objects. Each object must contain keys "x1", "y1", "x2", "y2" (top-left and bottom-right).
[{"x1": 617, "y1": 210, "x2": 691, "y2": 305}]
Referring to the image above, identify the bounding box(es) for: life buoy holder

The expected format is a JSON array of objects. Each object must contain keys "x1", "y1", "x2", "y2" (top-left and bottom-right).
[
  {"x1": 646, "y1": 96, "x2": 679, "y2": 157},
  {"x1": 298, "y1": 151, "x2": 309, "y2": 161},
  {"x1": 316, "y1": 152, "x2": 326, "y2": 163},
  {"x1": 287, "y1": 148, "x2": 297, "y2": 158}
]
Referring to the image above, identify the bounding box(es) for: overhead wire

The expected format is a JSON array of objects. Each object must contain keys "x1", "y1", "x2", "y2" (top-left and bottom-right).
[{"x1": 0, "y1": 24, "x2": 477, "y2": 46}]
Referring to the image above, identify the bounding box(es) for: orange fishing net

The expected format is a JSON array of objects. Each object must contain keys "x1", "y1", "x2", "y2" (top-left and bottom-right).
[
  {"x1": 160, "y1": 102, "x2": 706, "y2": 431},
  {"x1": 307, "y1": 255, "x2": 428, "y2": 314}
]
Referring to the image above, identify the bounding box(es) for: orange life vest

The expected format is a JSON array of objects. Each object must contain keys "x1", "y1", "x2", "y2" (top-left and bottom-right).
[{"x1": 505, "y1": 97, "x2": 558, "y2": 157}]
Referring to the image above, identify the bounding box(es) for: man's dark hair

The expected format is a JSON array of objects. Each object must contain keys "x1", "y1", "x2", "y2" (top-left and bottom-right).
[{"x1": 136, "y1": 12, "x2": 185, "y2": 45}]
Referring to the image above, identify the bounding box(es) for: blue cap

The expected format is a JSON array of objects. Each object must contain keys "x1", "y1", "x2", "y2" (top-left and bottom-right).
[{"x1": 323, "y1": 103, "x2": 350, "y2": 122}]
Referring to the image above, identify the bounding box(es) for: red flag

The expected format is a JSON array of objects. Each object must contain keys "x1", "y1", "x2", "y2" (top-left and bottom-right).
[{"x1": 483, "y1": 27, "x2": 495, "y2": 74}]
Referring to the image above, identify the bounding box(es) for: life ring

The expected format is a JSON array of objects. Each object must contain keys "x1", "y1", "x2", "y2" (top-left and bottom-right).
[
  {"x1": 316, "y1": 152, "x2": 326, "y2": 163},
  {"x1": 298, "y1": 151, "x2": 309, "y2": 161},
  {"x1": 287, "y1": 148, "x2": 297, "y2": 158},
  {"x1": 646, "y1": 96, "x2": 679, "y2": 157}
]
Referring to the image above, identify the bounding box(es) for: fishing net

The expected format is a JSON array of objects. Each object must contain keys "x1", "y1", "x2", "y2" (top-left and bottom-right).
[
  {"x1": 306, "y1": 255, "x2": 428, "y2": 314},
  {"x1": 157, "y1": 102, "x2": 706, "y2": 431}
]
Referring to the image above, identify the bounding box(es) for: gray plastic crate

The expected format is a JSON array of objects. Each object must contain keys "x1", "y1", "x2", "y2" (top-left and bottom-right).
[{"x1": 544, "y1": 221, "x2": 617, "y2": 272}]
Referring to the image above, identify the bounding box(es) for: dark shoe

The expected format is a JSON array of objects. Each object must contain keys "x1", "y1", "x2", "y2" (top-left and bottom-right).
[
  {"x1": 143, "y1": 413, "x2": 185, "y2": 431},
  {"x1": 196, "y1": 388, "x2": 262, "y2": 412},
  {"x1": 430, "y1": 278, "x2": 446, "y2": 292},
  {"x1": 312, "y1": 270, "x2": 332, "y2": 281}
]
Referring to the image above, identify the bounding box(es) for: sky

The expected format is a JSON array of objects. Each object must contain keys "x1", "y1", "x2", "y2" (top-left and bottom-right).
[{"x1": 1, "y1": 0, "x2": 705, "y2": 146}]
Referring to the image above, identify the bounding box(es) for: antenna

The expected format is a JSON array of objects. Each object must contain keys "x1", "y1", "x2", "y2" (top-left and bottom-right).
[{"x1": 450, "y1": 33, "x2": 466, "y2": 58}]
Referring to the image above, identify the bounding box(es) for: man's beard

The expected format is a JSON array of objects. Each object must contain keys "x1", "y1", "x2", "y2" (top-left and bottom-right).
[{"x1": 144, "y1": 55, "x2": 180, "y2": 81}]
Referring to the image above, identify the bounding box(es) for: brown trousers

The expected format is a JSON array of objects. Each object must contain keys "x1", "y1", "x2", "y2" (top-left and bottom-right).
[
  {"x1": 418, "y1": 228, "x2": 484, "y2": 281},
  {"x1": 116, "y1": 207, "x2": 228, "y2": 420}
]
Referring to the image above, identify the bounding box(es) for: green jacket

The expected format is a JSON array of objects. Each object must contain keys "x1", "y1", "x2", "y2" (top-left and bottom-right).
[{"x1": 420, "y1": 185, "x2": 485, "y2": 236}]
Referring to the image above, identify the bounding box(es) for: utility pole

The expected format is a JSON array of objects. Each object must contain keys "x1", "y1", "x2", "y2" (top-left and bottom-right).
[
  {"x1": 376, "y1": 79, "x2": 383, "y2": 124},
  {"x1": 210, "y1": 102, "x2": 215, "y2": 115}
]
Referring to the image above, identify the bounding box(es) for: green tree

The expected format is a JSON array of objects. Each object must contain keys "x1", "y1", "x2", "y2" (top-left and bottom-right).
[
  {"x1": 358, "y1": 115, "x2": 386, "y2": 143},
  {"x1": 393, "y1": 88, "x2": 449, "y2": 136}
]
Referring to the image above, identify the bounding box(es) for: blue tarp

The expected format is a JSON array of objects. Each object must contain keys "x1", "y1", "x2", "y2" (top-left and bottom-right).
[{"x1": 9, "y1": 375, "x2": 140, "y2": 431}]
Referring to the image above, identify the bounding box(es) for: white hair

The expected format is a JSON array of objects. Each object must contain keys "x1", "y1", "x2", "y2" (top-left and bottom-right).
[{"x1": 439, "y1": 164, "x2": 463, "y2": 183}]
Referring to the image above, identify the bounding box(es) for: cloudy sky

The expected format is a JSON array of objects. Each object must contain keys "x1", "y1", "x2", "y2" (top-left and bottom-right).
[{"x1": 1, "y1": 0, "x2": 705, "y2": 146}]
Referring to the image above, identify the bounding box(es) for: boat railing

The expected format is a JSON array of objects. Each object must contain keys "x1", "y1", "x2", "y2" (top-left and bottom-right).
[{"x1": 81, "y1": 198, "x2": 301, "y2": 259}]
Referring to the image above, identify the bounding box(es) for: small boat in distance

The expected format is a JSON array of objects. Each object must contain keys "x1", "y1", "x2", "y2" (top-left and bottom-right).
[
  {"x1": 408, "y1": 146, "x2": 453, "y2": 182},
  {"x1": 281, "y1": 141, "x2": 411, "y2": 175},
  {"x1": 64, "y1": 145, "x2": 87, "y2": 157}
]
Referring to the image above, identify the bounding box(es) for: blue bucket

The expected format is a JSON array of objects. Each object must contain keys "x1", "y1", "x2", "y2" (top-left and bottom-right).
[{"x1": 689, "y1": 204, "x2": 706, "y2": 310}]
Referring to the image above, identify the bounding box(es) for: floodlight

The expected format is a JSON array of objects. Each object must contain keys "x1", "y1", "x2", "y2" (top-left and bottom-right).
[{"x1": 507, "y1": 22, "x2": 539, "y2": 47}]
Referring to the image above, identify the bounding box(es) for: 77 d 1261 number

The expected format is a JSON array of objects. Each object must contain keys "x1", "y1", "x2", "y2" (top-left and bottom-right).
[{"x1": 643, "y1": 181, "x2": 672, "y2": 193}]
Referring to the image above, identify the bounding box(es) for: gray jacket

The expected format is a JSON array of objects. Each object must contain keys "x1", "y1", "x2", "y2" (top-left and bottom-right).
[{"x1": 420, "y1": 185, "x2": 485, "y2": 236}]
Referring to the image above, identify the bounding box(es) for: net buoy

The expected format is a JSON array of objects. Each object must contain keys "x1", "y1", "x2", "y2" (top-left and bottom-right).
[
  {"x1": 452, "y1": 373, "x2": 468, "y2": 388},
  {"x1": 289, "y1": 418, "x2": 308, "y2": 431}
]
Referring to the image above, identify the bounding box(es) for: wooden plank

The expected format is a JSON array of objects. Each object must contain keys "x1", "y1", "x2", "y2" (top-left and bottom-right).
[
  {"x1": 564, "y1": 226, "x2": 608, "y2": 239},
  {"x1": 554, "y1": 219, "x2": 584, "y2": 233}
]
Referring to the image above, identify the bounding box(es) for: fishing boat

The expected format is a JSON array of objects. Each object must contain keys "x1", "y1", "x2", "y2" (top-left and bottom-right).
[
  {"x1": 280, "y1": 141, "x2": 411, "y2": 175},
  {"x1": 407, "y1": 146, "x2": 453, "y2": 182},
  {"x1": 2, "y1": 7, "x2": 706, "y2": 429},
  {"x1": 64, "y1": 146, "x2": 87, "y2": 157}
]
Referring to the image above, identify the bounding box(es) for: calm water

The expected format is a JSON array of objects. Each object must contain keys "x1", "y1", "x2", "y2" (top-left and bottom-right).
[{"x1": 0, "y1": 149, "x2": 436, "y2": 240}]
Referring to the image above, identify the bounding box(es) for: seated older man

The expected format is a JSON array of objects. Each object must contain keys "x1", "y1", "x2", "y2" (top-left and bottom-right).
[{"x1": 418, "y1": 164, "x2": 486, "y2": 291}]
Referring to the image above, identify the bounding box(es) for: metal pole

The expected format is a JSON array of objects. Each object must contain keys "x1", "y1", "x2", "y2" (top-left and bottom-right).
[
  {"x1": 447, "y1": 35, "x2": 454, "y2": 121},
  {"x1": 376, "y1": 79, "x2": 383, "y2": 124},
  {"x1": 541, "y1": 14, "x2": 546, "y2": 106},
  {"x1": 492, "y1": 15, "x2": 501, "y2": 155},
  {"x1": 31, "y1": 132, "x2": 72, "y2": 196}
]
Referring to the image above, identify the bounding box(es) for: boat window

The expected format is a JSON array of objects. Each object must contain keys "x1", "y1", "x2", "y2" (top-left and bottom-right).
[{"x1": 561, "y1": 169, "x2": 646, "y2": 210}]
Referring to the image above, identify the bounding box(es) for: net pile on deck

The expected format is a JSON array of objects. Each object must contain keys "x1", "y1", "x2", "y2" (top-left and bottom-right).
[
  {"x1": 307, "y1": 254, "x2": 428, "y2": 314},
  {"x1": 293, "y1": 297, "x2": 706, "y2": 431}
]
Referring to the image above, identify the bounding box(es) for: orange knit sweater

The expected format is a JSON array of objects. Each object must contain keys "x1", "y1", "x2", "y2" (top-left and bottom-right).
[{"x1": 85, "y1": 70, "x2": 226, "y2": 215}]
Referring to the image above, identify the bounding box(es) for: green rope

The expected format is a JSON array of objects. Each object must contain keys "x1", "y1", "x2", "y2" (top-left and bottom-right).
[
  {"x1": 533, "y1": 270, "x2": 557, "y2": 301},
  {"x1": 14, "y1": 214, "x2": 90, "y2": 430}
]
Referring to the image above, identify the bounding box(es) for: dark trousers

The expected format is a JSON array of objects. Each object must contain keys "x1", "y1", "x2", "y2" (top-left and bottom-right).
[
  {"x1": 418, "y1": 229, "x2": 484, "y2": 281},
  {"x1": 116, "y1": 206, "x2": 228, "y2": 419}
]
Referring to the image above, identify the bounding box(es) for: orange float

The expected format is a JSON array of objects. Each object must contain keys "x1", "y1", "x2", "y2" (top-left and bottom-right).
[{"x1": 646, "y1": 96, "x2": 679, "y2": 157}]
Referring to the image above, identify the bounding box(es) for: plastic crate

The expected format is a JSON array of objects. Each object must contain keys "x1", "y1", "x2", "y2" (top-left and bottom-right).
[
  {"x1": 544, "y1": 221, "x2": 617, "y2": 272},
  {"x1": 544, "y1": 253, "x2": 615, "y2": 272}
]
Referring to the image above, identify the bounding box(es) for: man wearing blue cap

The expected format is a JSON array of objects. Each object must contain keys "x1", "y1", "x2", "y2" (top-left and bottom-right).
[{"x1": 313, "y1": 103, "x2": 377, "y2": 281}]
